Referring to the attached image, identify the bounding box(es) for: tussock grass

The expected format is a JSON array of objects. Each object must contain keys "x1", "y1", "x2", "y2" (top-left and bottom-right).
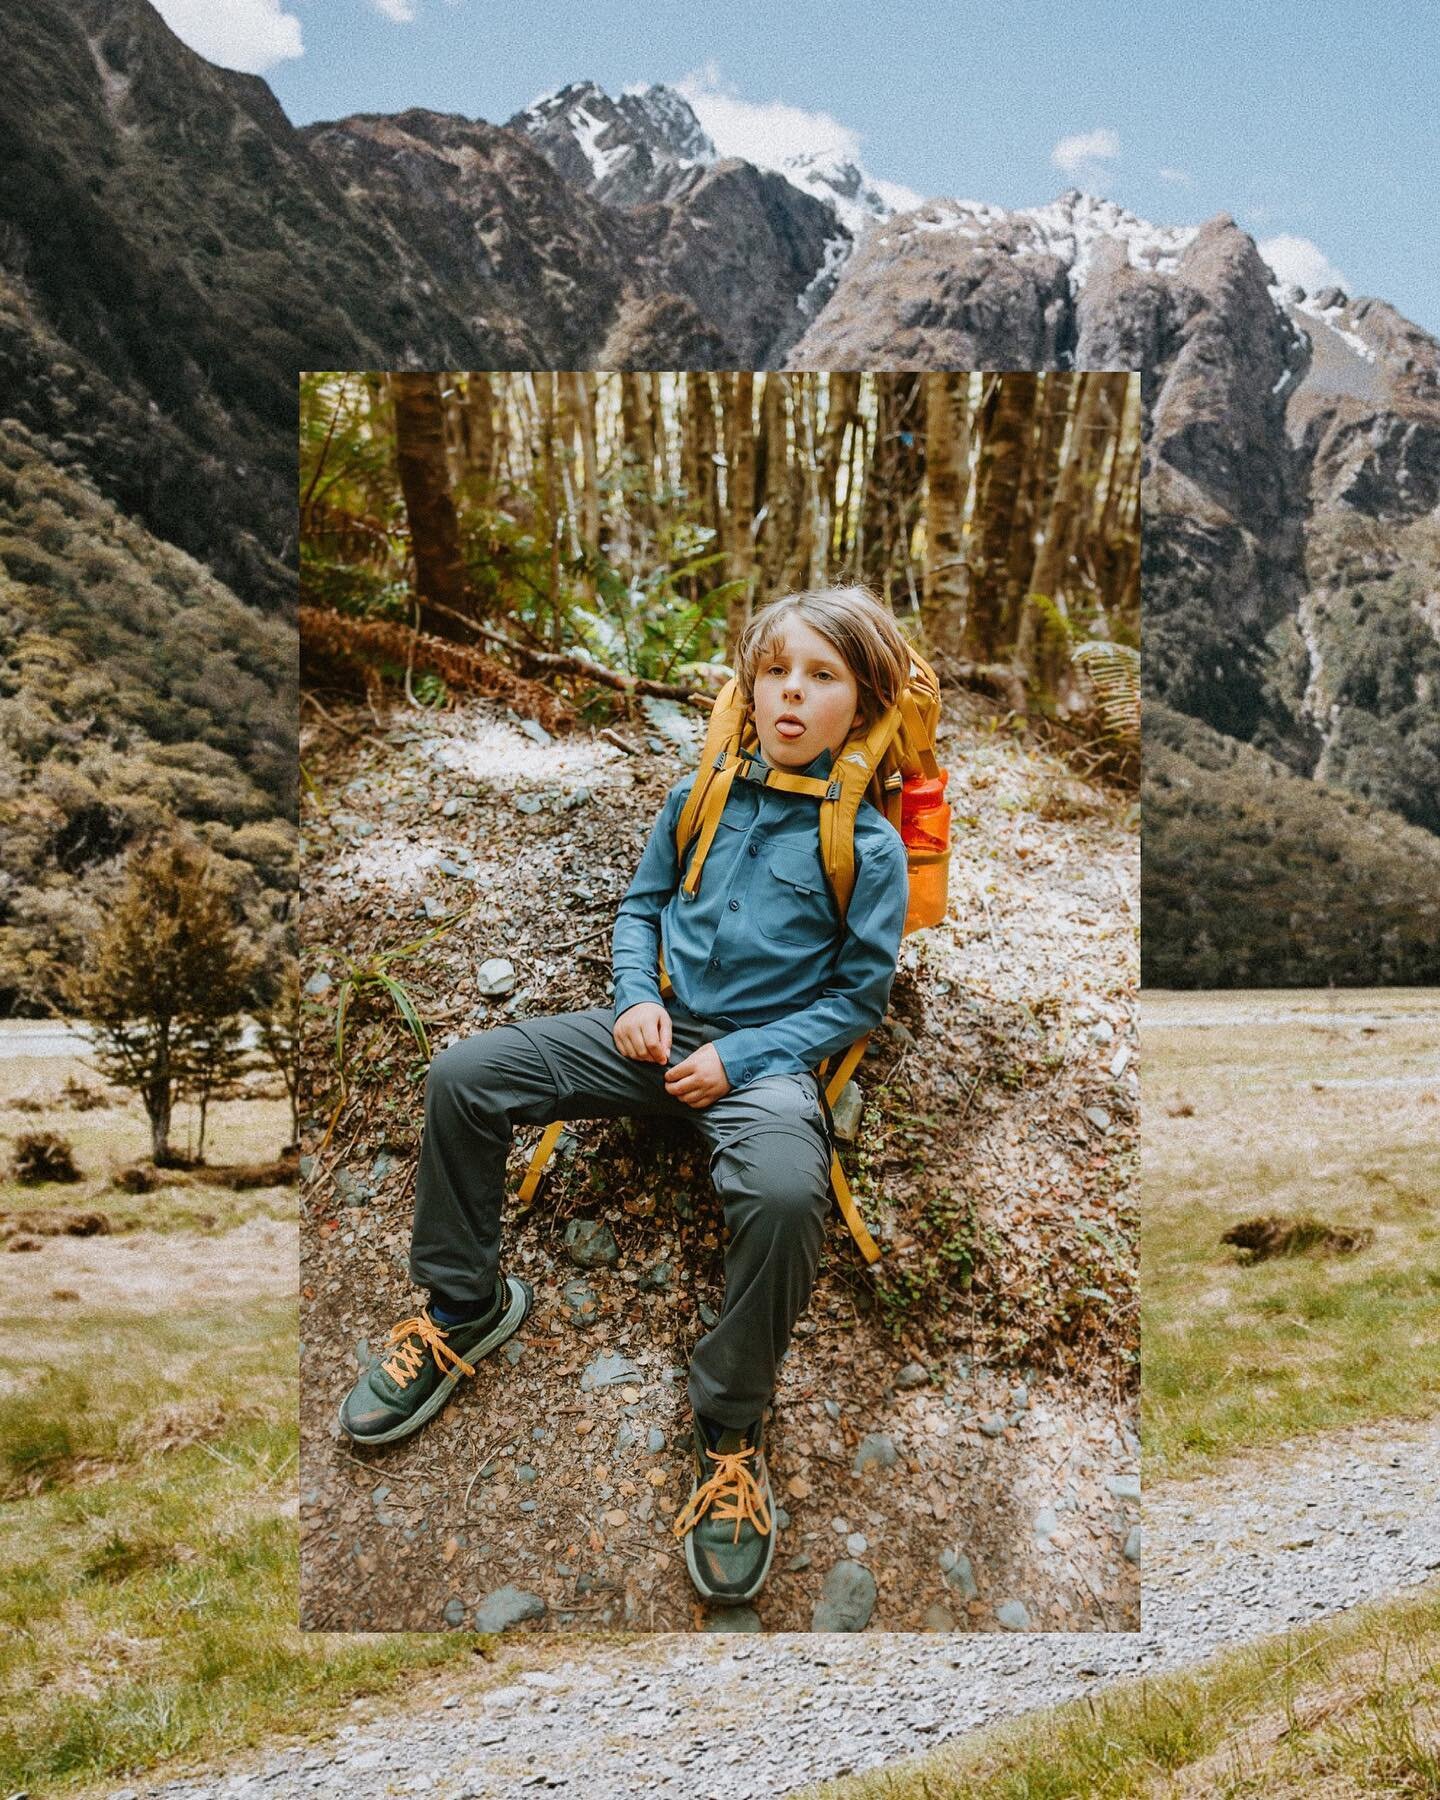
[
  {"x1": 1, "y1": 1077, "x2": 293, "y2": 1236},
  {"x1": 0, "y1": 1291, "x2": 469, "y2": 1795},
  {"x1": 806, "y1": 1582, "x2": 1440, "y2": 1799},
  {"x1": 1142, "y1": 990, "x2": 1440, "y2": 1479}
]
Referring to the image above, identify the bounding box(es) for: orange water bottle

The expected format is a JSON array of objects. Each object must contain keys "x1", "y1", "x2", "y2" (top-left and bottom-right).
[{"x1": 900, "y1": 768, "x2": 951, "y2": 934}]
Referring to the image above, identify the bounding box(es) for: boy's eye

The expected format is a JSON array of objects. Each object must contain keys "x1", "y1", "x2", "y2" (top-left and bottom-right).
[{"x1": 815, "y1": 670, "x2": 833, "y2": 681}]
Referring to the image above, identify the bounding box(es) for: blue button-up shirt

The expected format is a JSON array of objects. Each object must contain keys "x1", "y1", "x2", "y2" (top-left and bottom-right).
[{"x1": 611, "y1": 749, "x2": 908, "y2": 1088}]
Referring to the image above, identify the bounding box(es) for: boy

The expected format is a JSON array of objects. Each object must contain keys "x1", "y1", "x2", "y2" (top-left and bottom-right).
[{"x1": 338, "y1": 585, "x2": 911, "y2": 1607}]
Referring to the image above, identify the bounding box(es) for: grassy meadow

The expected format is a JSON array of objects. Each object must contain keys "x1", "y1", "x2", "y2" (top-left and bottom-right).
[
  {"x1": 1141, "y1": 990, "x2": 1440, "y2": 1479},
  {"x1": 0, "y1": 1048, "x2": 472, "y2": 1795}
]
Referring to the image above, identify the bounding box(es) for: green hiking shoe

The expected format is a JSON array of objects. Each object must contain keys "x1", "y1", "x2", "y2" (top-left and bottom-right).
[
  {"x1": 337, "y1": 1276, "x2": 532, "y2": 1447},
  {"x1": 673, "y1": 1414, "x2": 776, "y2": 1605}
]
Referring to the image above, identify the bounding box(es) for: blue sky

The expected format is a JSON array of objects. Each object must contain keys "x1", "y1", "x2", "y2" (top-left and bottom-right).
[{"x1": 158, "y1": 0, "x2": 1439, "y2": 332}]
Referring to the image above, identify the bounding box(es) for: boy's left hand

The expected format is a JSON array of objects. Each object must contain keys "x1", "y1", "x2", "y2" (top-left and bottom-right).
[{"x1": 664, "y1": 1043, "x2": 731, "y2": 1109}]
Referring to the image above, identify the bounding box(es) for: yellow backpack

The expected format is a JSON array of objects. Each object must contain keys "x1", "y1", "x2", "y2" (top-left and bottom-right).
[{"x1": 518, "y1": 653, "x2": 953, "y2": 1263}]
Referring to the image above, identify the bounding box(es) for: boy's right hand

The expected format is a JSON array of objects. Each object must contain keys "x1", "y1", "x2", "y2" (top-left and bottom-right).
[{"x1": 613, "y1": 1002, "x2": 672, "y2": 1064}]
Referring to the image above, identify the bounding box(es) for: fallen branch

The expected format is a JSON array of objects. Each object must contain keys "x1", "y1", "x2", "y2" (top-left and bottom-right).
[{"x1": 300, "y1": 606, "x2": 575, "y2": 734}]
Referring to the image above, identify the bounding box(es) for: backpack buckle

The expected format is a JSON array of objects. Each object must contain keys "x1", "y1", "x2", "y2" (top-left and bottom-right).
[
  {"x1": 825, "y1": 779, "x2": 841, "y2": 801},
  {"x1": 714, "y1": 750, "x2": 728, "y2": 772}
]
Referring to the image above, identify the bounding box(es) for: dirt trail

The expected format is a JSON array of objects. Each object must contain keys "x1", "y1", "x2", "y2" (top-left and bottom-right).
[
  {"x1": 0, "y1": 1214, "x2": 295, "y2": 1318},
  {"x1": 130, "y1": 1411, "x2": 1440, "y2": 1799}
]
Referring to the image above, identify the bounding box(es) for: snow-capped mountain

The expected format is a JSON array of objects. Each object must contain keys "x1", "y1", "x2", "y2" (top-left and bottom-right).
[
  {"x1": 509, "y1": 81, "x2": 915, "y2": 241},
  {"x1": 878, "y1": 188, "x2": 1200, "y2": 292}
]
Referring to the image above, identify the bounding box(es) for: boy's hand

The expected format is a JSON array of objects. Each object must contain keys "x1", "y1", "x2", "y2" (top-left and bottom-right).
[
  {"x1": 613, "y1": 1002, "x2": 672, "y2": 1064},
  {"x1": 664, "y1": 1043, "x2": 731, "y2": 1109}
]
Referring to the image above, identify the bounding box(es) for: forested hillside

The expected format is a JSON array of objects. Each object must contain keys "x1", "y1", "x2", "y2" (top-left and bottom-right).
[
  {"x1": 0, "y1": 421, "x2": 296, "y2": 1013},
  {"x1": 1143, "y1": 703, "x2": 1440, "y2": 987}
]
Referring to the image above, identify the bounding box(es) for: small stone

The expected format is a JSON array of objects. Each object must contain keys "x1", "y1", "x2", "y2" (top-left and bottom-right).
[
  {"x1": 1010, "y1": 1384, "x2": 1029, "y2": 1410},
  {"x1": 519, "y1": 718, "x2": 553, "y2": 745},
  {"x1": 442, "y1": 796, "x2": 461, "y2": 817},
  {"x1": 1034, "y1": 1507, "x2": 1059, "y2": 1540},
  {"x1": 845, "y1": 1532, "x2": 868, "y2": 1557},
  {"x1": 561, "y1": 1278, "x2": 600, "y2": 1329},
  {"x1": 370, "y1": 1150, "x2": 400, "y2": 1183},
  {"x1": 616, "y1": 1423, "x2": 638, "y2": 1452},
  {"x1": 580, "y1": 1352, "x2": 640, "y2": 1391},
  {"x1": 895, "y1": 1362, "x2": 929, "y2": 1390},
  {"x1": 1084, "y1": 1106, "x2": 1112, "y2": 1133},
  {"x1": 787, "y1": 1553, "x2": 812, "y2": 1572},
  {"x1": 474, "y1": 1586, "x2": 546, "y2": 1632},
  {"x1": 698, "y1": 1302, "x2": 720, "y2": 1329},
  {"x1": 422, "y1": 895, "x2": 447, "y2": 920},
  {"x1": 979, "y1": 1413, "x2": 1007, "y2": 1438},
  {"x1": 333, "y1": 1168, "x2": 370, "y2": 1209},
  {"x1": 851, "y1": 1433, "x2": 899, "y2": 1476},
  {"x1": 823, "y1": 1399, "x2": 842, "y2": 1421},
  {"x1": 942, "y1": 1552, "x2": 979, "y2": 1600},
  {"x1": 701, "y1": 1606, "x2": 762, "y2": 1633},
  {"x1": 811, "y1": 1561, "x2": 876, "y2": 1632},
  {"x1": 442, "y1": 1597, "x2": 466, "y2": 1627},
  {"x1": 1107, "y1": 1474, "x2": 1142, "y2": 1503},
  {"x1": 1089, "y1": 1020, "x2": 1115, "y2": 1043},
  {"x1": 516, "y1": 1465, "x2": 537, "y2": 1486},
  {"x1": 646, "y1": 1428, "x2": 666, "y2": 1454},
  {"x1": 502, "y1": 1339, "x2": 524, "y2": 1366},
  {"x1": 564, "y1": 1218, "x2": 619, "y2": 1270},
  {"x1": 830, "y1": 1516, "x2": 851, "y2": 1535},
  {"x1": 515, "y1": 795, "x2": 544, "y2": 814},
  {"x1": 830, "y1": 1080, "x2": 863, "y2": 1142},
  {"x1": 996, "y1": 1600, "x2": 1032, "y2": 1631},
  {"x1": 922, "y1": 1604, "x2": 955, "y2": 1632},
  {"x1": 298, "y1": 1154, "x2": 315, "y2": 1181},
  {"x1": 1124, "y1": 1525, "x2": 1142, "y2": 1564},
  {"x1": 641, "y1": 1260, "x2": 674, "y2": 1291},
  {"x1": 477, "y1": 957, "x2": 517, "y2": 998},
  {"x1": 303, "y1": 970, "x2": 332, "y2": 996}
]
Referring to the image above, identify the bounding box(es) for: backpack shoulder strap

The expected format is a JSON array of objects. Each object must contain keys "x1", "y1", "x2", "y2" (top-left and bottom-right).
[{"x1": 675, "y1": 678, "x2": 748, "y2": 899}]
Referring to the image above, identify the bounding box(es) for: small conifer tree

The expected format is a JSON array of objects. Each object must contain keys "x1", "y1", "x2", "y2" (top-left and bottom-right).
[{"x1": 69, "y1": 835, "x2": 256, "y2": 1164}]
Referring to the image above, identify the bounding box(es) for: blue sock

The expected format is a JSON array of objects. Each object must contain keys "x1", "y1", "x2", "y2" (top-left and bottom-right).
[{"x1": 429, "y1": 1282, "x2": 501, "y2": 1328}]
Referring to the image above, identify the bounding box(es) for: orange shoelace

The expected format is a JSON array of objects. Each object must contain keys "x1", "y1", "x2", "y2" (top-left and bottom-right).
[
  {"x1": 672, "y1": 1442, "x2": 772, "y2": 1545},
  {"x1": 379, "y1": 1310, "x2": 477, "y2": 1389}
]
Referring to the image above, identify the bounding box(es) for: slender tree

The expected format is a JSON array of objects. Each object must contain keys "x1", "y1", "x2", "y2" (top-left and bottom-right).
[{"x1": 392, "y1": 371, "x2": 468, "y2": 628}]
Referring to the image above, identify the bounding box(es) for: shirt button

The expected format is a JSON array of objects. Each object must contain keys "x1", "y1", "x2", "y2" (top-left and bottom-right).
[
  {"x1": 728, "y1": 899, "x2": 739, "y2": 911},
  {"x1": 742, "y1": 1067, "x2": 754, "y2": 1081},
  {"x1": 747, "y1": 844, "x2": 758, "y2": 858},
  {"x1": 710, "y1": 958, "x2": 720, "y2": 969}
]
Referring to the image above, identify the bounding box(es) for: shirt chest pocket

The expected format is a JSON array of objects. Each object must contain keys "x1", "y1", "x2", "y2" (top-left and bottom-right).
[{"x1": 757, "y1": 846, "x2": 838, "y2": 945}]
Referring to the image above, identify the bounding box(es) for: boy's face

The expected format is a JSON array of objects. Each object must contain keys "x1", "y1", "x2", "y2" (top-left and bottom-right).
[{"x1": 752, "y1": 617, "x2": 862, "y2": 769}]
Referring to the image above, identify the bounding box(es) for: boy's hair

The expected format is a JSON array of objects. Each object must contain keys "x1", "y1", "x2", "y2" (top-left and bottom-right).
[{"x1": 734, "y1": 585, "x2": 911, "y2": 728}]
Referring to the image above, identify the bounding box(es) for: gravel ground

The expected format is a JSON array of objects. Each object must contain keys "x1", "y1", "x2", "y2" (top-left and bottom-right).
[{"x1": 126, "y1": 1415, "x2": 1440, "y2": 1800}]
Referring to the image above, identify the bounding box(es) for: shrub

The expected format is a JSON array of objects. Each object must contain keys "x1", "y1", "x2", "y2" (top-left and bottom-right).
[{"x1": 10, "y1": 1130, "x2": 81, "y2": 1184}]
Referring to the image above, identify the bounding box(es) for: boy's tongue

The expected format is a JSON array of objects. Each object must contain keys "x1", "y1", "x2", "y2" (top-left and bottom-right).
[{"x1": 775, "y1": 718, "x2": 805, "y2": 739}]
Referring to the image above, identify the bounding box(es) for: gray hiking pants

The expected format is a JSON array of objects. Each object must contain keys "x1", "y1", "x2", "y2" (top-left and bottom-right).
[{"x1": 408, "y1": 1002, "x2": 833, "y2": 1428}]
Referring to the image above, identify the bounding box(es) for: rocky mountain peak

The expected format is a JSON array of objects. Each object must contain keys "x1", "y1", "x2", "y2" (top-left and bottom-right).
[{"x1": 507, "y1": 80, "x2": 715, "y2": 207}]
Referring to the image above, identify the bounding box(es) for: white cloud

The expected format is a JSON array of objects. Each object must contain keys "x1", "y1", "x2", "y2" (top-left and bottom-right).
[
  {"x1": 372, "y1": 0, "x2": 417, "y2": 18},
  {"x1": 1158, "y1": 166, "x2": 1190, "y2": 184},
  {"x1": 151, "y1": 0, "x2": 302, "y2": 73},
  {"x1": 676, "y1": 62, "x2": 866, "y2": 173},
  {"x1": 1051, "y1": 127, "x2": 1121, "y2": 177},
  {"x1": 1257, "y1": 233, "x2": 1351, "y2": 296}
]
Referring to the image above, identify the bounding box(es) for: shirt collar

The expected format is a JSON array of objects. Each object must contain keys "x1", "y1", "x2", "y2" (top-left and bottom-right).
[{"x1": 744, "y1": 744, "x2": 835, "y2": 781}]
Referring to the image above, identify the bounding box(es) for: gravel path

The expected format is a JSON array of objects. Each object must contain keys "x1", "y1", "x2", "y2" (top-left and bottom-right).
[{"x1": 129, "y1": 1415, "x2": 1440, "y2": 1800}]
